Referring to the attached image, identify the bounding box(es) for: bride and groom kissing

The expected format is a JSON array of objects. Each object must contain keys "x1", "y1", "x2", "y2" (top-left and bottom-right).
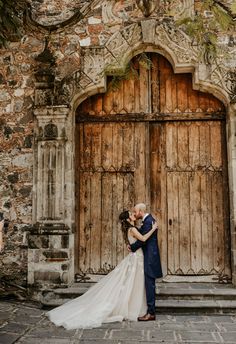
[{"x1": 48, "y1": 203, "x2": 163, "y2": 329}]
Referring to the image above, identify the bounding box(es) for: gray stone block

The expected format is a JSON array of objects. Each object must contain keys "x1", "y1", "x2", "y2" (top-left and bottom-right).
[
  {"x1": 177, "y1": 331, "x2": 217, "y2": 342},
  {"x1": 110, "y1": 329, "x2": 145, "y2": 340},
  {"x1": 219, "y1": 332, "x2": 236, "y2": 343},
  {"x1": 149, "y1": 330, "x2": 175, "y2": 341},
  {"x1": 0, "y1": 322, "x2": 29, "y2": 334},
  {"x1": 80, "y1": 329, "x2": 108, "y2": 339},
  {"x1": 0, "y1": 333, "x2": 20, "y2": 344},
  {"x1": 34, "y1": 271, "x2": 61, "y2": 283}
]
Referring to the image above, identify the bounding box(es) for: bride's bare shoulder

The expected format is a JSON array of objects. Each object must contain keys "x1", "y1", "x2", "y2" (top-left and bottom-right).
[{"x1": 128, "y1": 227, "x2": 137, "y2": 237}]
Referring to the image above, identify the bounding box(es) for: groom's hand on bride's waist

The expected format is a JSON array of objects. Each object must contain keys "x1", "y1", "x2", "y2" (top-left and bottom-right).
[{"x1": 127, "y1": 244, "x2": 131, "y2": 252}]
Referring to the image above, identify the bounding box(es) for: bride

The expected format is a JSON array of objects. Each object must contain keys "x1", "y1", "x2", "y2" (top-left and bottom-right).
[{"x1": 47, "y1": 210, "x2": 157, "y2": 329}]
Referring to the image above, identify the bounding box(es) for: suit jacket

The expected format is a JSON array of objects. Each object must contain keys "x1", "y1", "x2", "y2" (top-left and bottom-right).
[{"x1": 130, "y1": 214, "x2": 163, "y2": 278}]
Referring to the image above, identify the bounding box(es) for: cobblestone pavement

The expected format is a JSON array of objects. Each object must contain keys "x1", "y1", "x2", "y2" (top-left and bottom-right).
[{"x1": 1, "y1": 300, "x2": 236, "y2": 344}]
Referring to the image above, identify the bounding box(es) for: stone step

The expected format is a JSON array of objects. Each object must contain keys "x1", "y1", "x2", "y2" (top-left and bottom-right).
[
  {"x1": 50, "y1": 283, "x2": 236, "y2": 301},
  {"x1": 156, "y1": 299, "x2": 236, "y2": 315},
  {"x1": 157, "y1": 288, "x2": 236, "y2": 300},
  {"x1": 41, "y1": 283, "x2": 236, "y2": 314},
  {"x1": 42, "y1": 297, "x2": 236, "y2": 315}
]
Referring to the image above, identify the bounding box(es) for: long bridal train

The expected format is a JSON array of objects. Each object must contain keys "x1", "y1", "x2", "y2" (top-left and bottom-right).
[{"x1": 47, "y1": 235, "x2": 146, "y2": 329}]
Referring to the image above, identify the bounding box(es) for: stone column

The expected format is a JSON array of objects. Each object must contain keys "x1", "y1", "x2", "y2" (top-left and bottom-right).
[
  {"x1": 227, "y1": 103, "x2": 236, "y2": 286},
  {"x1": 28, "y1": 105, "x2": 75, "y2": 291}
]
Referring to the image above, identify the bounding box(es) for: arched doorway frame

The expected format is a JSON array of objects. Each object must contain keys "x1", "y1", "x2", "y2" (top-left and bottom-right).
[
  {"x1": 71, "y1": 38, "x2": 235, "y2": 282},
  {"x1": 30, "y1": 19, "x2": 236, "y2": 288}
]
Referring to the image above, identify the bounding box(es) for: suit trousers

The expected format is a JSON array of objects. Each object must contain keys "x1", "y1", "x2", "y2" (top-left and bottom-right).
[{"x1": 144, "y1": 274, "x2": 156, "y2": 315}]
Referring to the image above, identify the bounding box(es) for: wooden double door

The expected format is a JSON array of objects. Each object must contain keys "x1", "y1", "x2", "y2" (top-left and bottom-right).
[{"x1": 75, "y1": 54, "x2": 231, "y2": 279}]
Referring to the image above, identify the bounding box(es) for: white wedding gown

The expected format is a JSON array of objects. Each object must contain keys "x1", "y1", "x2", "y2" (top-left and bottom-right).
[{"x1": 47, "y1": 233, "x2": 147, "y2": 329}]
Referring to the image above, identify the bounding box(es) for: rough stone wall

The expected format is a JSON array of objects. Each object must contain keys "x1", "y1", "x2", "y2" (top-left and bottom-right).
[
  {"x1": 0, "y1": 0, "x2": 235, "y2": 288},
  {"x1": 0, "y1": 37, "x2": 42, "y2": 285}
]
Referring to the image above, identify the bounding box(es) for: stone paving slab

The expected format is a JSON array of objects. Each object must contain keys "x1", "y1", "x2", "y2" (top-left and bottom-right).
[
  {"x1": 0, "y1": 332, "x2": 21, "y2": 344},
  {"x1": 1, "y1": 300, "x2": 236, "y2": 343},
  {"x1": 0, "y1": 321, "x2": 29, "y2": 334}
]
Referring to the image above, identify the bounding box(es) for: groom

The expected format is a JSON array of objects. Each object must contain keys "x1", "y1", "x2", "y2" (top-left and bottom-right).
[{"x1": 129, "y1": 203, "x2": 162, "y2": 321}]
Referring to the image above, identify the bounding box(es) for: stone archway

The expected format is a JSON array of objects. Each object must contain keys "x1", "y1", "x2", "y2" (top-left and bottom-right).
[
  {"x1": 74, "y1": 52, "x2": 231, "y2": 282},
  {"x1": 29, "y1": 18, "x2": 236, "y2": 289}
]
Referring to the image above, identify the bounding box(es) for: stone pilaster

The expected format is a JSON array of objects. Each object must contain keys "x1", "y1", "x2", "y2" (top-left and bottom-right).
[{"x1": 28, "y1": 105, "x2": 74, "y2": 290}]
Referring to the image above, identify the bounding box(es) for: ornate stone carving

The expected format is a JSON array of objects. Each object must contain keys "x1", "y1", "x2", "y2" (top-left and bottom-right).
[
  {"x1": 102, "y1": 0, "x2": 127, "y2": 24},
  {"x1": 226, "y1": 69, "x2": 236, "y2": 103},
  {"x1": 55, "y1": 18, "x2": 233, "y2": 107},
  {"x1": 165, "y1": 0, "x2": 194, "y2": 19},
  {"x1": 214, "y1": 67, "x2": 236, "y2": 103},
  {"x1": 154, "y1": 20, "x2": 199, "y2": 63},
  {"x1": 104, "y1": 23, "x2": 142, "y2": 70},
  {"x1": 135, "y1": 0, "x2": 159, "y2": 17},
  {"x1": 44, "y1": 124, "x2": 58, "y2": 139}
]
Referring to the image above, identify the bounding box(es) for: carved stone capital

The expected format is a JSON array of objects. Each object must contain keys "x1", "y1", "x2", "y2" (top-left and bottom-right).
[
  {"x1": 34, "y1": 106, "x2": 70, "y2": 142},
  {"x1": 34, "y1": 106, "x2": 69, "y2": 119}
]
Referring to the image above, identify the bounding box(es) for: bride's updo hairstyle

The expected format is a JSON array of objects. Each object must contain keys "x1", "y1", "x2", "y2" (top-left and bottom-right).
[{"x1": 119, "y1": 210, "x2": 131, "y2": 245}]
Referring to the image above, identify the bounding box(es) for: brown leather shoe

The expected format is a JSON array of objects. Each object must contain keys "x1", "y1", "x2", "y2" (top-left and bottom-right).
[{"x1": 138, "y1": 313, "x2": 156, "y2": 321}]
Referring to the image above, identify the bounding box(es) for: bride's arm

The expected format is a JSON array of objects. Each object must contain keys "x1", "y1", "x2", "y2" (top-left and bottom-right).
[{"x1": 130, "y1": 222, "x2": 157, "y2": 242}]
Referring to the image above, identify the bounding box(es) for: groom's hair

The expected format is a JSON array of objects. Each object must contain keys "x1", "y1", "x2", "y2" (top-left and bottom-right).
[{"x1": 135, "y1": 203, "x2": 146, "y2": 212}]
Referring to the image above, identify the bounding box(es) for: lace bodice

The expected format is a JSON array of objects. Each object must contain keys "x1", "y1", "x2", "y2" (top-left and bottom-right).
[
  {"x1": 128, "y1": 233, "x2": 136, "y2": 245},
  {"x1": 127, "y1": 228, "x2": 143, "y2": 257}
]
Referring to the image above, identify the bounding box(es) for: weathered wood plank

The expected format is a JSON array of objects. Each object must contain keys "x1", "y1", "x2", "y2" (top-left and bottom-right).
[
  {"x1": 166, "y1": 122, "x2": 178, "y2": 170},
  {"x1": 178, "y1": 173, "x2": 191, "y2": 274},
  {"x1": 91, "y1": 125, "x2": 102, "y2": 170},
  {"x1": 199, "y1": 122, "x2": 211, "y2": 168},
  {"x1": 190, "y1": 172, "x2": 202, "y2": 273},
  {"x1": 101, "y1": 173, "x2": 113, "y2": 272},
  {"x1": 189, "y1": 123, "x2": 200, "y2": 169},
  {"x1": 123, "y1": 172, "x2": 135, "y2": 257},
  {"x1": 173, "y1": 173, "x2": 180, "y2": 274},
  {"x1": 212, "y1": 172, "x2": 224, "y2": 273},
  {"x1": 103, "y1": 84, "x2": 114, "y2": 115},
  {"x1": 139, "y1": 63, "x2": 149, "y2": 113},
  {"x1": 159, "y1": 57, "x2": 168, "y2": 113},
  {"x1": 116, "y1": 173, "x2": 125, "y2": 264},
  {"x1": 134, "y1": 123, "x2": 147, "y2": 203},
  {"x1": 123, "y1": 78, "x2": 135, "y2": 113},
  {"x1": 210, "y1": 122, "x2": 222, "y2": 169},
  {"x1": 83, "y1": 124, "x2": 93, "y2": 170},
  {"x1": 177, "y1": 75, "x2": 188, "y2": 113},
  {"x1": 111, "y1": 173, "x2": 117, "y2": 267},
  {"x1": 187, "y1": 76, "x2": 199, "y2": 112},
  {"x1": 201, "y1": 172, "x2": 213, "y2": 273},
  {"x1": 165, "y1": 67, "x2": 173, "y2": 113},
  {"x1": 167, "y1": 172, "x2": 175, "y2": 274},
  {"x1": 90, "y1": 173, "x2": 101, "y2": 272},
  {"x1": 101, "y1": 123, "x2": 113, "y2": 171},
  {"x1": 123, "y1": 123, "x2": 134, "y2": 171},
  {"x1": 79, "y1": 172, "x2": 91, "y2": 272},
  {"x1": 177, "y1": 123, "x2": 189, "y2": 170},
  {"x1": 151, "y1": 55, "x2": 159, "y2": 113}
]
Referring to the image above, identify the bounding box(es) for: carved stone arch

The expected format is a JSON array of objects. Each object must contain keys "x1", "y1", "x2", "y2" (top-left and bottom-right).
[
  {"x1": 71, "y1": 56, "x2": 230, "y2": 113},
  {"x1": 69, "y1": 20, "x2": 230, "y2": 111}
]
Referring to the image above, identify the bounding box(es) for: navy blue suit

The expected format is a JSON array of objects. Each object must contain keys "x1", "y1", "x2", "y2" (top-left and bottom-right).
[{"x1": 130, "y1": 214, "x2": 162, "y2": 315}]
